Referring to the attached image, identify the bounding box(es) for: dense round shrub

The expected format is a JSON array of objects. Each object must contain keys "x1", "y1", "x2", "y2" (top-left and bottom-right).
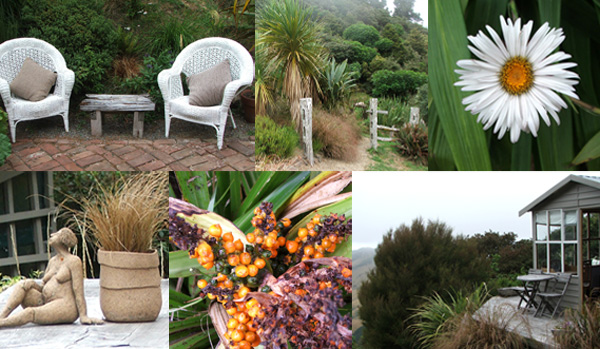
[
  {"x1": 342, "y1": 22, "x2": 380, "y2": 46},
  {"x1": 21, "y1": 0, "x2": 117, "y2": 97},
  {"x1": 326, "y1": 39, "x2": 377, "y2": 64},
  {"x1": 374, "y1": 38, "x2": 394, "y2": 56},
  {"x1": 256, "y1": 115, "x2": 298, "y2": 158},
  {"x1": 371, "y1": 69, "x2": 428, "y2": 99}
]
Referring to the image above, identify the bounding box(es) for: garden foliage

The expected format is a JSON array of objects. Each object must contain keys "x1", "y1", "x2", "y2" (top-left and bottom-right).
[
  {"x1": 255, "y1": 115, "x2": 298, "y2": 159},
  {"x1": 396, "y1": 123, "x2": 428, "y2": 166},
  {"x1": 342, "y1": 22, "x2": 380, "y2": 46},
  {"x1": 320, "y1": 59, "x2": 357, "y2": 110},
  {"x1": 313, "y1": 109, "x2": 361, "y2": 161},
  {"x1": 21, "y1": 0, "x2": 117, "y2": 97},
  {"x1": 371, "y1": 69, "x2": 427, "y2": 100},
  {"x1": 358, "y1": 218, "x2": 489, "y2": 348}
]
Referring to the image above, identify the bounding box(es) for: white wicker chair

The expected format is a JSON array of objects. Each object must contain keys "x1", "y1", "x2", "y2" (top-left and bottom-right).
[
  {"x1": 157, "y1": 37, "x2": 254, "y2": 149},
  {"x1": 0, "y1": 38, "x2": 74, "y2": 142}
]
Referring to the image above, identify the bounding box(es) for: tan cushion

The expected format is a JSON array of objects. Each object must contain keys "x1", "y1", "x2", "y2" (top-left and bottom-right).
[
  {"x1": 186, "y1": 60, "x2": 232, "y2": 107},
  {"x1": 10, "y1": 58, "x2": 57, "y2": 102}
]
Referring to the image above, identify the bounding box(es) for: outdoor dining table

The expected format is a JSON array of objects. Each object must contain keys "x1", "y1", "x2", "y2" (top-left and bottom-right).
[{"x1": 516, "y1": 273, "x2": 556, "y2": 315}]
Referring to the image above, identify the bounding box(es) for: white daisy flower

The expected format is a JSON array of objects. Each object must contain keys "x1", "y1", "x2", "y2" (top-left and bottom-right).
[{"x1": 455, "y1": 16, "x2": 579, "y2": 143}]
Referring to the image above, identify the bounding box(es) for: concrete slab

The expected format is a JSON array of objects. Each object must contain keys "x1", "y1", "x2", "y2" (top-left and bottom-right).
[
  {"x1": 0, "y1": 279, "x2": 168, "y2": 349},
  {"x1": 476, "y1": 296, "x2": 561, "y2": 348}
]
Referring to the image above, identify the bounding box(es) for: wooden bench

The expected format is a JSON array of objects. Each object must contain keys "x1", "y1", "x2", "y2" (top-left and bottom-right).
[{"x1": 80, "y1": 94, "x2": 155, "y2": 137}]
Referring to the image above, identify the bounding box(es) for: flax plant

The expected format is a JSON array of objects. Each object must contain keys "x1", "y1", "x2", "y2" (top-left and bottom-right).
[
  {"x1": 256, "y1": 0, "x2": 326, "y2": 134},
  {"x1": 64, "y1": 172, "x2": 168, "y2": 253}
]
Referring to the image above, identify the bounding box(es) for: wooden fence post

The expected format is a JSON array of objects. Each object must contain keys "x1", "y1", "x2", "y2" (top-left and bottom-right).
[
  {"x1": 300, "y1": 98, "x2": 314, "y2": 166},
  {"x1": 369, "y1": 98, "x2": 378, "y2": 150},
  {"x1": 409, "y1": 107, "x2": 421, "y2": 125}
]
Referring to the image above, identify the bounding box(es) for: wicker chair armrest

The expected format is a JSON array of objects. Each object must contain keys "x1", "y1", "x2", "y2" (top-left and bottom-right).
[
  {"x1": 56, "y1": 68, "x2": 75, "y2": 98},
  {"x1": 221, "y1": 78, "x2": 252, "y2": 108},
  {"x1": 0, "y1": 78, "x2": 13, "y2": 108},
  {"x1": 158, "y1": 68, "x2": 183, "y2": 102}
]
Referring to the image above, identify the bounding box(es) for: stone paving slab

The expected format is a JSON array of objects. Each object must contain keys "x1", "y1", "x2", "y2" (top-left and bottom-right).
[
  {"x1": 0, "y1": 279, "x2": 169, "y2": 349},
  {"x1": 0, "y1": 138, "x2": 255, "y2": 171}
]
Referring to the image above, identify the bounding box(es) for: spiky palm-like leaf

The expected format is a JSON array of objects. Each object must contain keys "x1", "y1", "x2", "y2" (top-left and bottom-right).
[{"x1": 256, "y1": 0, "x2": 326, "y2": 133}]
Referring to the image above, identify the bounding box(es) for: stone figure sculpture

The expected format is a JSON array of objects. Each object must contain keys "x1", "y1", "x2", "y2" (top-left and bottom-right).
[{"x1": 0, "y1": 228, "x2": 103, "y2": 327}]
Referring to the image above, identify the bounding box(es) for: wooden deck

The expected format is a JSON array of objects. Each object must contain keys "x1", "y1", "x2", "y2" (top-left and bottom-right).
[
  {"x1": 0, "y1": 279, "x2": 168, "y2": 349},
  {"x1": 475, "y1": 296, "x2": 562, "y2": 348}
]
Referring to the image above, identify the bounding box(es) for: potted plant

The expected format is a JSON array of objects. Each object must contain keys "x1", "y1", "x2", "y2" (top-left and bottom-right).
[
  {"x1": 69, "y1": 172, "x2": 168, "y2": 322},
  {"x1": 240, "y1": 84, "x2": 255, "y2": 123}
]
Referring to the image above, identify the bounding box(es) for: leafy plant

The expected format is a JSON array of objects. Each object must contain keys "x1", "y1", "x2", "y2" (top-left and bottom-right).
[
  {"x1": 169, "y1": 171, "x2": 353, "y2": 348},
  {"x1": 396, "y1": 123, "x2": 428, "y2": 165},
  {"x1": 257, "y1": 0, "x2": 327, "y2": 133},
  {"x1": 21, "y1": 0, "x2": 118, "y2": 97},
  {"x1": 320, "y1": 59, "x2": 357, "y2": 110},
  {"x1": 0, "y1": 0, "x2": 22, "y2": 42},
  {"x1": 376, "y1": 97, "x2": 411, "y2": 127},
  {"x1": 370, "y1": 69, "x2": 427, "y2": 100},
  {"x1": 256, "y1": 115, "x2": 298, "y2": 159},
  {"x1": 144, "y1": 17, "x2": 199, "y2": 54},
  {"x1": 342, "y1": 22, "x2": 380, "y2": 46}
]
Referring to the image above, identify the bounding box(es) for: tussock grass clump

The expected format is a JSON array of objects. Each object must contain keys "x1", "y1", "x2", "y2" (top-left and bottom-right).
[
  {"x1": 554, "y1": 301, "x2": 600, "y2": 349},
  {"x1": 64, "y1": 172, "x2": 168, "y2": 253},
  {"x1": 313, "y1": 109, "x2": 361, "y2": 161},
  {"x1": 433, "y1": 307, "x2": 530, "y2": 349}
]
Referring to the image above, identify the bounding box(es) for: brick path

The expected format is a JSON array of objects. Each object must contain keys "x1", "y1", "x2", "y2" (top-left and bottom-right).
[{"x1": 0, "y1": 137, "x2": 255, "y2": 171}]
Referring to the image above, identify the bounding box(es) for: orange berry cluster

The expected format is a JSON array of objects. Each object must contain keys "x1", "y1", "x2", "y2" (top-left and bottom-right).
[{"x1": 285, "y1": 212, "x2": 351, "y2": 265}]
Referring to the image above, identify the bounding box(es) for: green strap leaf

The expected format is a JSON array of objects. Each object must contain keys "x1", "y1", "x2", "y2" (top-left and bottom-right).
[{"x1": 430, "y1": 0, "x2": 492, "y2": 170}]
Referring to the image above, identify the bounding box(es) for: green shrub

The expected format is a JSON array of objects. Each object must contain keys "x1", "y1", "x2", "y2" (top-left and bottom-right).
[
  {"x1": 144, "y1": 16, "x2": 200, "y2": 55},
  {"x1": 319, "y1": 59, "x2": 357, "y2": 110},
  {"x1": 0, "y1": 110, "x2": 11, "y2": 166},
  {"x1": 397, "y1": 123, "x2": 428, "y2": 165},
  {"x1": 377, "y1": 97, "x2": 410, "y2": 127},
  {"x1": 21, "y1": 0, "x2": 117, "y2": 97},
  {"x1": 374, "y1": 38, "x2": 394, "y2": 56},
  {"x1": 371, "y1": 69, "x2": 428, "y2": 100},
  {"x1": 256, "y1": 115, "x2": 298, "y2": 158},
  {"x1": 342, "y1": 22, "x2": 380, "y2": 46},
  {"x1": 325, "y1": 39, "x2": 377, "y2": 64},
  {"x1": 119, "y1": 50, "x2": 176, "y2": 121},
  {"x1": 369, "y1": 55, "x2": 401, "y2": 72}
]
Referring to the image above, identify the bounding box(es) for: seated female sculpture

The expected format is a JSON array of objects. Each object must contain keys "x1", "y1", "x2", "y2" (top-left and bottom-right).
[{"x1": 0, "y1": 228, "x2": 103, "y2": 327}]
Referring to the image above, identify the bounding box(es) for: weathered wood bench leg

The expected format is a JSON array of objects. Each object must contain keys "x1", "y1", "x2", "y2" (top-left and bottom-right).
[
  {"x1": 91, "y1": 111, "x2": 102, "y2": 137},
  {"x1": 133, "y1": 112, "x2": 144, "y2": 138}
]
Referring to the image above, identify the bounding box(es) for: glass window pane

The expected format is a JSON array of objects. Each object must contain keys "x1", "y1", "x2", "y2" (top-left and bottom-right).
[
  {"x1": 537, "y1": 244, "x2": 548, "y2": 272},
  {"x1": 537, "y1": 224, "x2": 547, "y2": 241},
  {"x1": 590, "y1": 213, "x2": 600, "y2": 239},
  {"x1": 550, "y1": 225, "x2": 561, "y2": 241},
  {"x1": 550, "y1": 210, "x2": 561, "y2": 224},
  {"x1": 550, "y1": 244, "x2": 562, "y2": 273},
  {"x1": 36, "y1": 172, "x2": 48, "y2": 209},
  {"x1": 536, "y1": 211, "x2": 547, "y2": 224},
  {"x1": 565, "y1": 211, "x2": 577, "y2": 241},
  {"x1": 565, "y1": 244, "x2": 577, "y2": 273},
  {"x1": 15, "y1": 220, "x2": 36, "y2": 256},
  {"x1": 12, "y1": 174, "x2": 32, "y2": 213},
  {"x1": 0, "y1": 224, "x2": 8, "y2": 258},
  {"x1": 593, "y1": 240, "x2": 600, "y2": 260}
]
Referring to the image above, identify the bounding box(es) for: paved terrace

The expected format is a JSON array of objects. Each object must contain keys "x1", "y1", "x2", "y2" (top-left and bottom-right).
[
  {"x1": 0, "y1": 279, "x2": 168, "y2": 349},
  {"x1": 476, "y1": 296, "x2": 562, "y2": 348},
  {"x1": 0, "y1": 137, "x2": 255, "y2": 171}
]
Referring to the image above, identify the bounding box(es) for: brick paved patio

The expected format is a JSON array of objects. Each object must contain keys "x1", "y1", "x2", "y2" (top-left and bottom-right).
[{"x1": 0, "y1": 137, "x2": 255, "y2": 171}]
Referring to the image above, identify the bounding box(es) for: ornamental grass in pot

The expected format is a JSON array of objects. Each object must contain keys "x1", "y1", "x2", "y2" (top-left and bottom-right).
[{"x1": 73, "y1": 172, "x2": 168, "y2": 322}]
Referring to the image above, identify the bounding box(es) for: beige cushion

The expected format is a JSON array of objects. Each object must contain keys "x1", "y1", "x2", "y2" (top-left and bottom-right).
[
  {"x1": 186, "y1": 60, "x2": 232, "y2": 106},
  {"x1": 10, "y1": 58, "x2": 57, "y2": 102}
]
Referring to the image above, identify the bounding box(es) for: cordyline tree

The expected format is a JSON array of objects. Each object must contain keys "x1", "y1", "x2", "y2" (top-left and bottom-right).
[{"x1": 358, "y1": 218, "x2": 489, "y2": 348}]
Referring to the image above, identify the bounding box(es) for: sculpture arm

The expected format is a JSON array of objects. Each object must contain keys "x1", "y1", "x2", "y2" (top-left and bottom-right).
[{"x1": 70, "y1": 258, "x2": 103, "y2": 325}]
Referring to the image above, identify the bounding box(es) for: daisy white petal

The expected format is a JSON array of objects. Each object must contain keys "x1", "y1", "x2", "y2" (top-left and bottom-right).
[{"x1": 455, "y1": 15, "x2": 580, "y2": 143}]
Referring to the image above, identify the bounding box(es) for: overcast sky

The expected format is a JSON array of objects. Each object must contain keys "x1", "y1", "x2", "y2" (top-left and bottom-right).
[
  {"x1": 353, "y1": 172, "x2": 599, "y2": 251},
  {"x1": 386, "y1": 0, "x2": 428, "y2": 27}
]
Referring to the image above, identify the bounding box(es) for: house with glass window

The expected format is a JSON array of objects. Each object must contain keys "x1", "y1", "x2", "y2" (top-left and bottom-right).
[
  {"x1": 519, "y1": 174, "x2": 600, "y2": 309},
  {"x1": 0, "y1": 172, "x2": 55, "y2": 277}
]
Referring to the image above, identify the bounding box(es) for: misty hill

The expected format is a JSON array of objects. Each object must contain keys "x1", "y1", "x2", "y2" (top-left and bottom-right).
[{"x1": 353, "y1": 247, "x2": 375, "y2": 341}]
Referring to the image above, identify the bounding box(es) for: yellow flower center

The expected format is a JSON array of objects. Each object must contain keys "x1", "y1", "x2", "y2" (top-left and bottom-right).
[{"x1": 500, "y1": 57, "x2": 534, "y2": 95}]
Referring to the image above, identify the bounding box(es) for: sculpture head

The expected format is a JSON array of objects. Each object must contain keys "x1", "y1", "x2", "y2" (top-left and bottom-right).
[{"x1": 49, "y1": 228, "x2": 77, "y2": 248}]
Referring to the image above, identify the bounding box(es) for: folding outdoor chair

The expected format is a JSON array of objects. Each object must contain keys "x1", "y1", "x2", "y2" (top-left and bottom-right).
[{"x1": 535, "y1": 272, "x2": 572, "y2": 318}]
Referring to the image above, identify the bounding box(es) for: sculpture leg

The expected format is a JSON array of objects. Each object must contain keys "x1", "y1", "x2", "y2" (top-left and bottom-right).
[
  {"x1": 30, "y1": 299, "x2": 78, "y2": 325},
  {"x1": 0, "y1": 281, "x2": 41, "y2": 319},
  {"x1": 0, "y1": 307, "x2": 34, "y2": 327}
]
